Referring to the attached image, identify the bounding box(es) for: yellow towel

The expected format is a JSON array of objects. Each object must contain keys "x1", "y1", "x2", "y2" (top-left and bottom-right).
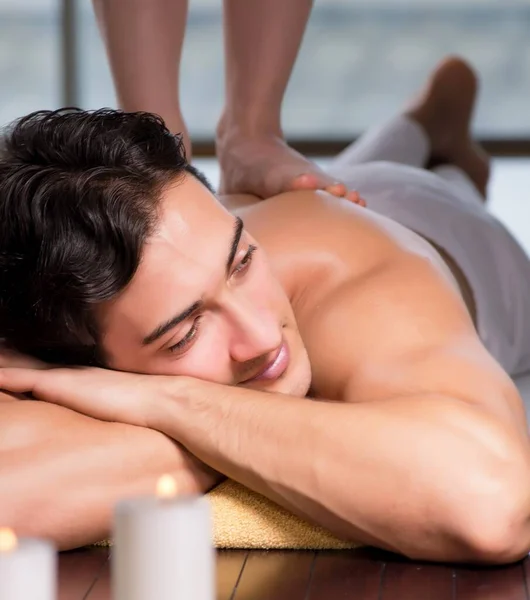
[
  {"x1": 209, "y1": 479, "x2": 358, "y2": 550},
  {"x1": 96, "y1": 479, "x2": 359, "y2": 550}
]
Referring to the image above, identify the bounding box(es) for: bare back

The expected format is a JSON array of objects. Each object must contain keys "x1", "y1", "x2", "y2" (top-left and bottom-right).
[{"x1": 225, "y1": 190, "x2": 527, "y2": 434}]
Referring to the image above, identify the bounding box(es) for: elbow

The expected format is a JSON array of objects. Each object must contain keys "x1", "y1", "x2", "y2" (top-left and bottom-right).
[
  {"x1": 450, "y1": 444, "x2": 530, "y2": 565},
  {"x1": 456, "y1": 489, "x2": 530, "y2": 565},
  {"x1": 426, "y1": 398, "x2": 530, "y2": 565}
]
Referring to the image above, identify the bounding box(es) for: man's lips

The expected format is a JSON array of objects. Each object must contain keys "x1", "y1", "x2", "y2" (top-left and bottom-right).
[{"x1": 242, "y1": 343, "x2": 290, "y2": 383}]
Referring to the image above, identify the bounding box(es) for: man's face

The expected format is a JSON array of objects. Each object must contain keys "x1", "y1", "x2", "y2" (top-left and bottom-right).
[{"x1": 99, "y1": 176, "x2": 312, "y2": 397}]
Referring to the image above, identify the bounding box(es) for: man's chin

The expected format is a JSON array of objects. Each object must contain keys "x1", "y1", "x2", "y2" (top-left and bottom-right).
[
  {"x1": 240, "y1": 377, "x2": 310, "y2": 397},
  {"x1": 240, "y1": 362, "x2": 312, "y2": 397},
  {"x1": 286, "y1": 373, "x2": 312, "y2": 398}
]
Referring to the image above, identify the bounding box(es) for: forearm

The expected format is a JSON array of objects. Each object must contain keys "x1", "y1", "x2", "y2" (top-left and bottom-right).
[
  {"x1": 156, "y1": 380, "x2": 530, "y2": 563},
  {"x1": 0, "y1": 398, "x2": 221, "y2": 550},
  {"x1": 222, "y1": 0, "x2": 313, "y2": 133}
]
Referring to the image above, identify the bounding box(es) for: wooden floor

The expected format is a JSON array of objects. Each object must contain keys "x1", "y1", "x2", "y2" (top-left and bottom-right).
[{"x1": 59, "y1": 546, "x2": 530, "y2": 599}]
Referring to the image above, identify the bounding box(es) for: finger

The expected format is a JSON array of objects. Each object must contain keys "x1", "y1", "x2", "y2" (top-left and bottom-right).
[
  {"x1": 0, "y1": 367, "x2": 76, "y2": 405},
  {"x1": 0, "y1": 368, "x2": 39, "y2": 395}
]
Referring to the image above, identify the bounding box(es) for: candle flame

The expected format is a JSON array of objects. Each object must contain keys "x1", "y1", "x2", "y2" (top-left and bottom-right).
[
  {"x1": 0, "y1": 527, "x2": 17, "y2": 552},
  {"x1": 156, "y1": 474, "x2": 178, "y2": 499}
]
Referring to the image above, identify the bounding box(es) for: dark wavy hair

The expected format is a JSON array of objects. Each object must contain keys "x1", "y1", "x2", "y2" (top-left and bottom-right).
[{"x1": 0, "y1": 108, "x2": 213, "y2": 366}]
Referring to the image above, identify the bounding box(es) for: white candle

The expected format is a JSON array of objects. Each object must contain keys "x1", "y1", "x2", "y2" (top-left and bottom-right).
[
  {"x1": 0, "y1": 528, "x2": 57, "y2": 600},
  {"x1": 113, "y1": 474, "x2": 215, "y2": 600}
]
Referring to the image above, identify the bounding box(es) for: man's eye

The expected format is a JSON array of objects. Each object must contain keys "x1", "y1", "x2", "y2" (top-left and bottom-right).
[
  {"x1": 234, "y1": 245, "x2": 257, "y2": 275},
  {"x1": 168, "y1": 316, "x2": 203, "y2": 353}
]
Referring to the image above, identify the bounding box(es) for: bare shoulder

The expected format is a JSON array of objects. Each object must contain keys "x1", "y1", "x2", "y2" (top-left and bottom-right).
[
  {"x1": 223, "y1": 190, "x2": 525, "y2": 429},
  {"x1": 218, "y1": 192, "x2": 261, "y2": 212},
  {"x1": 301, "y1": 250, "x2": 526, "y2": 432},
  {"x1": 236, "y1": 190, "x2": 447, "y2": 267}
]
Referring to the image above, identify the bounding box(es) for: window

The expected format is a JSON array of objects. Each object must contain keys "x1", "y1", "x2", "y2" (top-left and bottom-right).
[
  {"x1": 0, "y1": 0, "x2": 59, "y2": 127},
  {"x1": 2, "y1": 0, "x2": 530, "y2": 147}
]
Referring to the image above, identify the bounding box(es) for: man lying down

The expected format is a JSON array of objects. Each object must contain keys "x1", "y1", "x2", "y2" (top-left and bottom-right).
[{"x1": 1, "y1": 57, "x2": 530, "y2": 564}]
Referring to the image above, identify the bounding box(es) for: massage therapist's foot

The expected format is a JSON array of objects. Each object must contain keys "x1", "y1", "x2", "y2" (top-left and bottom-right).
[
  {"x1": 216, "y1": 118, "x2": 365, "y2": 205},
  {"x1": 406, "y1": 56, "x2": 490, "y2": 198}
]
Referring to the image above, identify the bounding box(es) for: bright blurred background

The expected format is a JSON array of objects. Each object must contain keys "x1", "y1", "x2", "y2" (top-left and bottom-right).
[
  {"x1": 1, "y1": 0, "x2": 529, "y2": 252},
  {"x1": 2, "y1": 0, "x2": 530, "y2": 140}
]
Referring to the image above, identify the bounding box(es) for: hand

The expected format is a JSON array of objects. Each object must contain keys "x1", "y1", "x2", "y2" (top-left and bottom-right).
[{"x1": 0, "y1": 365, "x2": 179, "y2": 429}]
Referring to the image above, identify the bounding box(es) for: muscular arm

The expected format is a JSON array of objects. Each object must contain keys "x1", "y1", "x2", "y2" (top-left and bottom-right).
[
  {"x1": 145, "y1": 252, "x2": 530, "y2": 564},
  {"x1": 303, "y1": 251, "x2": 529, "y2": 435},
  {"x1": 0, "y1": 393, "x2": 222, "y2": 550},
  {"x1": 152, "y1": 376, "x2": 530, "y2": 565},
  {"x1": 3, "y1": 204, "x2": 528, "y2": 561}
]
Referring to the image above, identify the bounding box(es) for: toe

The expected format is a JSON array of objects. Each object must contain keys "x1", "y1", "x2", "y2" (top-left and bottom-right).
[
  {"x1": 291, "y1": 171, "x2": 341, "y2": 194},
  {"x1": 290, "y1": 173, "x2": 321, "y2": 190},
  {"x1": 346, "y1": 190, "x2": 367, "y2": 207},
  {"x1": 324, "y1": 183, "x2": 348, "y2": 197}
]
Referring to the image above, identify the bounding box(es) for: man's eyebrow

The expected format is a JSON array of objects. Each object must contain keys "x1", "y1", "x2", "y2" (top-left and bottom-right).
[
  {"x1": 142, "y1": 300, "x2": 203, "y2": 346},
  {"x1": 142, "y1": 217, "x2": 244, "y2": 347},
  {"x1": 226, "y1": 216, "x2": 244, "y2": 275}
]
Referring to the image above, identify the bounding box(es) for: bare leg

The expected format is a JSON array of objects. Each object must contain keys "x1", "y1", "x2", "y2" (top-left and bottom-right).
[
  {"x1": 329, "y1": 57, "x2": 490, "y2": 200},
  {"x1": 216, "y1": 0, "x2": 359, "y2": 202},
  {"x1": 92, "y1": 0, "x2": 191, "y2": 157}
]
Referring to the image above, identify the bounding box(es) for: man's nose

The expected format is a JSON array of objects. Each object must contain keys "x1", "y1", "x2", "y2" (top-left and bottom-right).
[{"x1": 227, "y1": 298, "x2": 282, "y2": 364}]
